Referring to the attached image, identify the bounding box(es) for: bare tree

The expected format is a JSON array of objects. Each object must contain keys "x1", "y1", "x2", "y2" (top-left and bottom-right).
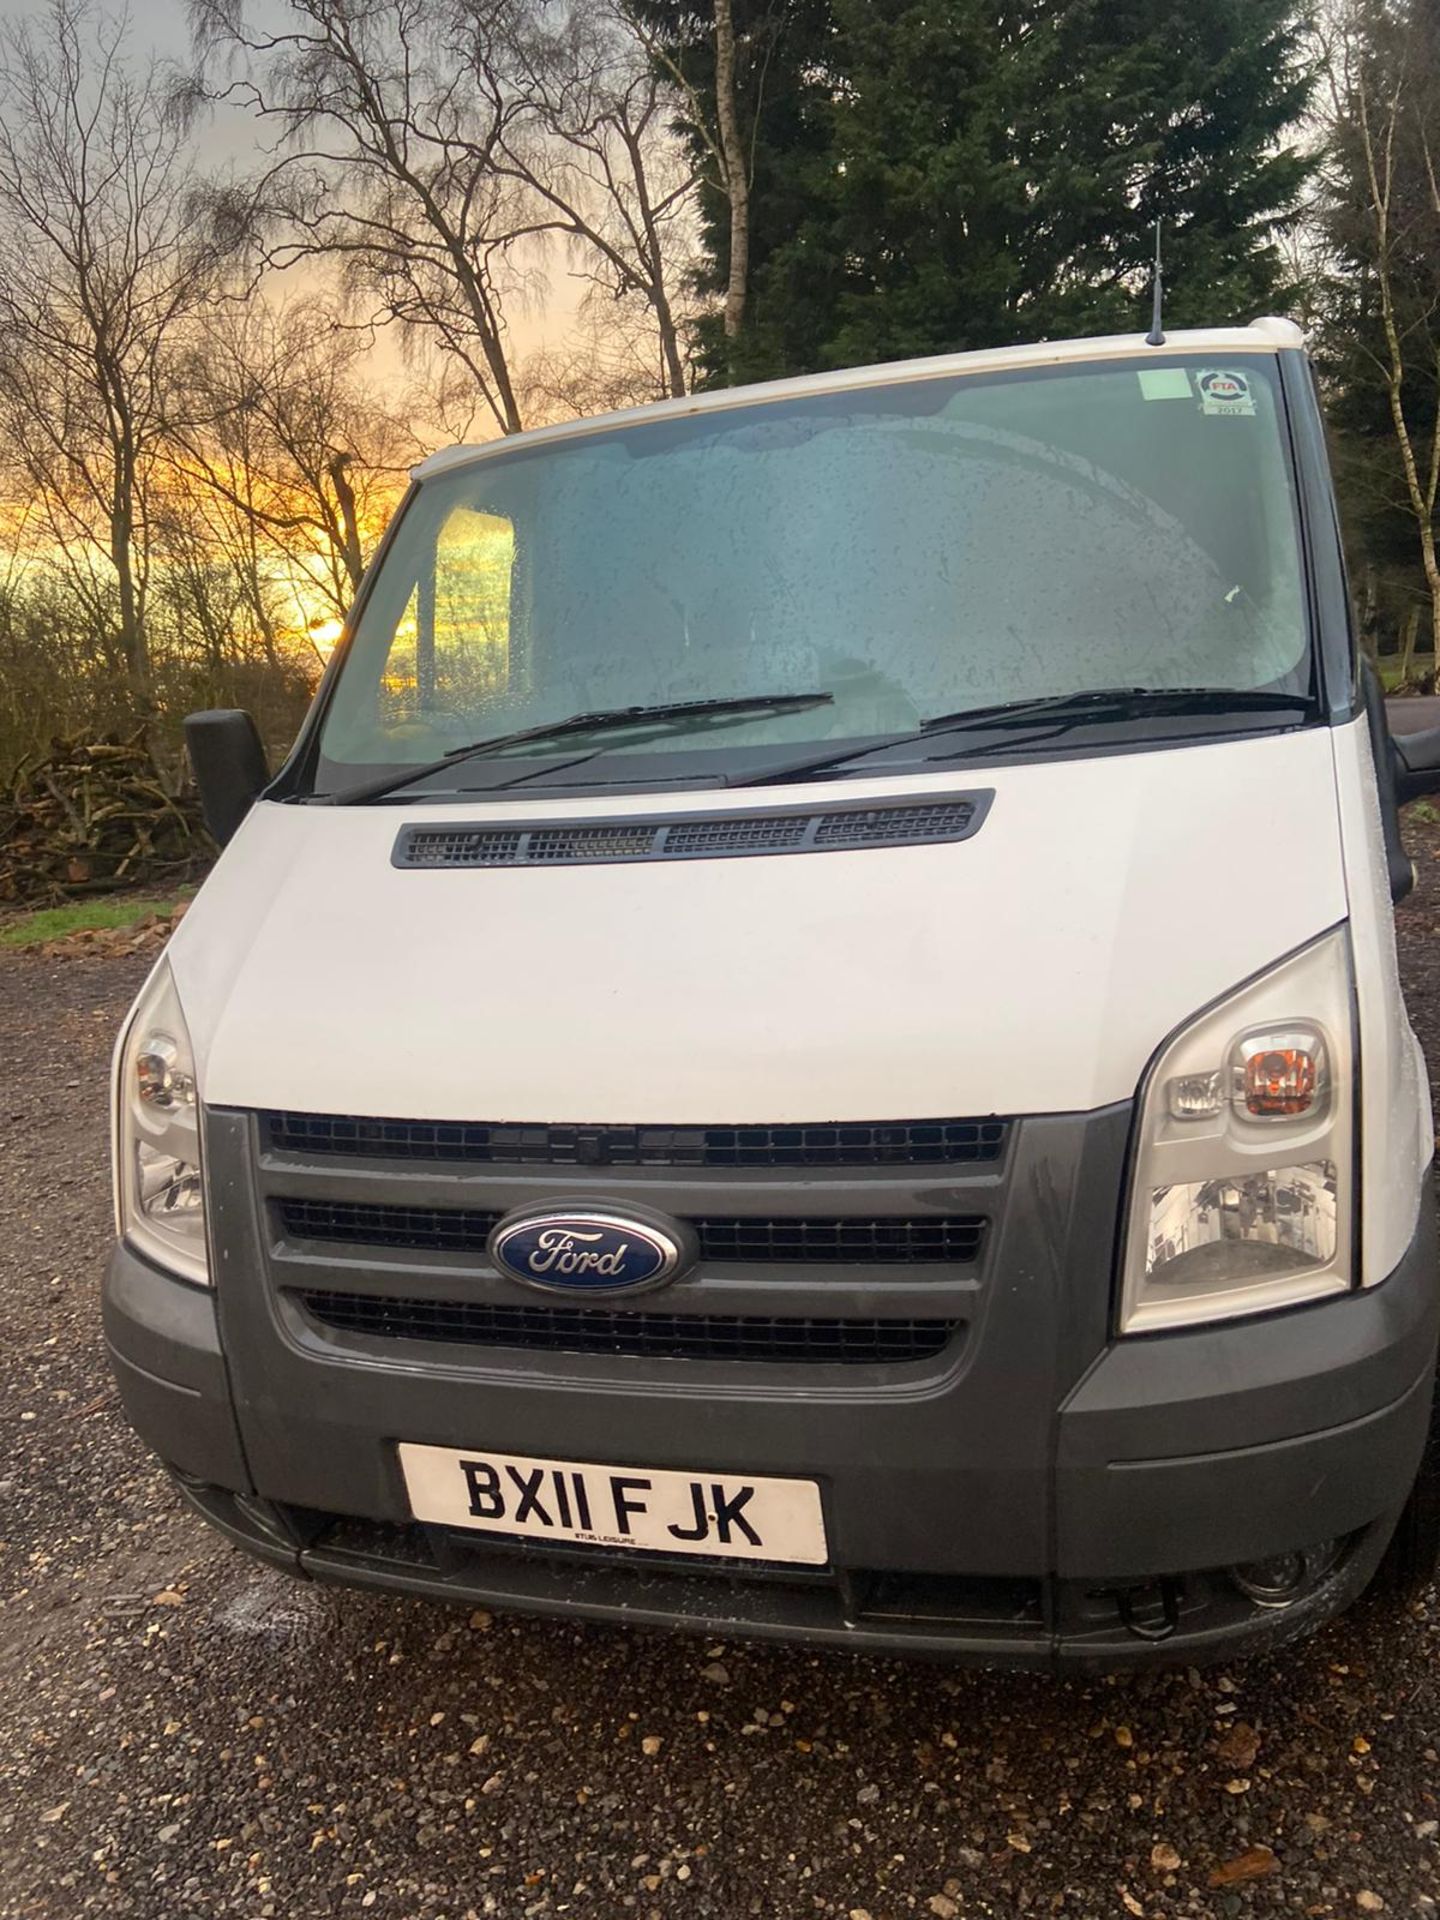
[
  {"x1": 188, "y1": 0, "x2": 702, "y2": 423},
  {"x1": 188, "y1": 0, "x2": 546, "y2": 437},
  {"x1": 0, "y1": 0, "x2": 226, "y2": 722},
  {"x1": 166, "y1": 298, "x2": 414, "y2": 647},
  {"x1": 476, "y1": 0, "x2": 700, "y2": 397},
  {"x1": 625, "y1": 0, "x2": 767, "y2": 348},
  {"x1": 711, "y1": 0, "x2": 749, "y2": 340},
  {"x1": 1320, "y1": 0, "x2": 1440, "y2": 671},
  {"x1": 518, "y1": 294, "x2": 687, "y2": 419}
]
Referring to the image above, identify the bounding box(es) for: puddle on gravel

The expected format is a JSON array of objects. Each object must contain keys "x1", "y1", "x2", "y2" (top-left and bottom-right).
[{"x1": 215, "y1": 1576, "x2": 325, "y2": 1649}]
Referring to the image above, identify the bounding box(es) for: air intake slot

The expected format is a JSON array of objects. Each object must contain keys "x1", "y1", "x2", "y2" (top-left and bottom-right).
[
  {"x1": 297, "y1": 1292, "x2": 958, "y2": 1366},
  {"x1": 263, "y1": 1112, "x2": 1009, "y2": 1170},
  {"x1": 277, "y1": 1199, "x2": 987, "y2": 1266},
  {"x1": 393, "y1": 792, "x2": 991, "y2": 869}
]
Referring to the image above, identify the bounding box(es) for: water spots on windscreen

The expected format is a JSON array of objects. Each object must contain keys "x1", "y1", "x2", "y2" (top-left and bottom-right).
[{"x1": 323, "y1": 359, "x2": 1308, "y2": 767}]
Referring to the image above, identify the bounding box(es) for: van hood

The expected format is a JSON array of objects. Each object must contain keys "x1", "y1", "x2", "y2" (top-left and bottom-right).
[{"x1": 169, "y1": 729, "x2": 1345, "y2": 1123}]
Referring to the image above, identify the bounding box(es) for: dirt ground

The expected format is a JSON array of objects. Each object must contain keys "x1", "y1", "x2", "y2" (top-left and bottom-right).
[{"x1": 5, "y1": 824, "x2": 1440, "y2": 1920}]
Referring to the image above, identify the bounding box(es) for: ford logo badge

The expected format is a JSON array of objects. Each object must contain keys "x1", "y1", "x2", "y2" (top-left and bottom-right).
[{"x1": 489, "y1": 1207, "x2": 688, "y2": 1296}]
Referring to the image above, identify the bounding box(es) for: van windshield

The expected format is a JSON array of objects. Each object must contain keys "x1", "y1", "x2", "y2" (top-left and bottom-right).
[{"x1": 315, "y1": 355, "x2": 1311, "y2": 793}]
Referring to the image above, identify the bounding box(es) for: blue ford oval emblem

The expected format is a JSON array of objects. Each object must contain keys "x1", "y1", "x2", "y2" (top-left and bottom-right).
[{"x1": 489, "y1": 1210, "x2": 683, "y2": 1295}]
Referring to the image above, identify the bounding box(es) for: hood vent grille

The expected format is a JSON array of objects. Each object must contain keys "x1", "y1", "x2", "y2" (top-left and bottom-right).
[{"x1": 393, "y1": 793, "x2": 990, "y2": 870}]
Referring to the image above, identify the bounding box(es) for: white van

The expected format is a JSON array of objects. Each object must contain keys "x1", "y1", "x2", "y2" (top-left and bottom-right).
[{"x1": 105, "y1": 320, "x2": 1440, "y2": 1666}]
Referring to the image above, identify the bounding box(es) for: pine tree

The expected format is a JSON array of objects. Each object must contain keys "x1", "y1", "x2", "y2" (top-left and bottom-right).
[{"x1": 639, "y1": 0, "x2": 1314, "y2": 382}]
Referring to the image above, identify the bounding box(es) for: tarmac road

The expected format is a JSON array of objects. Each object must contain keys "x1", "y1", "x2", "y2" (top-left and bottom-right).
[{"x1": 1387, "y1": 696, "x2": 1440, "y2": 736}]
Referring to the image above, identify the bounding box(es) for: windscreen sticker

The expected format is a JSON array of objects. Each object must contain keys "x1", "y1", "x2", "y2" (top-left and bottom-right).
[
  {"x1": 1137, "y1": 368, "x2": 1194, "y2": 402},
  {"x1": 1196, "y1": 369, "x2": 1257, "y2": 417}
]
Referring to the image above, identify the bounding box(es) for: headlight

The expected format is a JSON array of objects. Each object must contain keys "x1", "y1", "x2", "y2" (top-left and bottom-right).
[
  {"x1": 114, "y1": 962, "x2": 209, "y2": 1285},
  {"x1": 1120, "y1": 929, "x2": 1355, "y2": 1333}
]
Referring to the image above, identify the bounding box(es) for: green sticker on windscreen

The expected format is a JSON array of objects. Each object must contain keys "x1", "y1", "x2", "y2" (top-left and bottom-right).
[{"x1": 1138, "y1": 368, "x2": 1193, "y2": 402}]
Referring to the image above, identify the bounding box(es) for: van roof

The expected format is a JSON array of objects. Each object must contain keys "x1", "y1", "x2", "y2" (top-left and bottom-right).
[{"x1": 412, "y1": 316, "x2": 1307, "y2": 483}]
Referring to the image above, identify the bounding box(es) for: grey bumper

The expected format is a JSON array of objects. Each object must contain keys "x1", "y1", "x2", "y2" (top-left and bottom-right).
[
  {"x1": 1056, "y1": 1198, "x2": 1440, "y2": 1579},
  {"x1": 102, "y1": 1176, "x2": 1439, "y2": 1667},
  {"x1": 102, "y1": 1239, "x2": 249, "y2": 1491}
]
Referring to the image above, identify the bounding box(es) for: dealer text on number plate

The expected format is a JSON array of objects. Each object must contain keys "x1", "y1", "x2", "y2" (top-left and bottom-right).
[{"x1": 398, "y1": 1443, "x2": 828, "y2": 1566}]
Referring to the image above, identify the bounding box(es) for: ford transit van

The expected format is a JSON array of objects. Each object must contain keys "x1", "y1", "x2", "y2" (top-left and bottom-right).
[{"x1": 104, "y1": 319, "x2": 1440, "y2": 1666}]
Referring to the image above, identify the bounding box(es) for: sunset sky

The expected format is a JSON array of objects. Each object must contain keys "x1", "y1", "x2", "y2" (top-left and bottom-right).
[{"x1": 0, "y1": 0, "x2": 582, "y2": 385}]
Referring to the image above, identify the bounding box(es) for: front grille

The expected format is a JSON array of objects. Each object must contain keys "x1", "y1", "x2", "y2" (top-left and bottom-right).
[
  {"x1": 392, "y1": 793, "x2": 989, "y2": 870},
  {"x1": 277, "y1": 1199, "x2": 986, "y2": 1266},
  {"x1": 263, "y1": 1111, "x2": 1009, "y2": 1170},
  {"x1": 298, "y1": 1290, "x2": 958, "y2": 1364},
  {"x1": 691, "y1": 1217, "x2": 985, "y2": 1263}
]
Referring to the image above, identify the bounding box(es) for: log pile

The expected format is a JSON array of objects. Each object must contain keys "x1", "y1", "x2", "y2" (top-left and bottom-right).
[{"x1": 0, "y1": 735, "x2": 210, "y2": 906}]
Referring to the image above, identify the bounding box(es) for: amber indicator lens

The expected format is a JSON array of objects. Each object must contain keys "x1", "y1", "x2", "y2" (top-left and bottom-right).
[{"x1": 1242, "y1": 1045, "x2": 1320, "y2": 1118}]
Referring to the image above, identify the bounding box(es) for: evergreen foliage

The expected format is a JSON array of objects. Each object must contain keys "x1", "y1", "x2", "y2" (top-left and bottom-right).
[{"x1": 638, "y1": 0, "x2": 1315, "y2": 382}]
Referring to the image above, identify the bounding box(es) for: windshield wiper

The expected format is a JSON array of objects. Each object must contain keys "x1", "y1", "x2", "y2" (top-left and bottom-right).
[
  {"x1": 318, "y1": 692, "x2": 835, "y2": 805},
  {"x1": 734, "y1": 685, "x2": 1311, "y2": 789},
  {"x1": 918, "y1": 685, "x2": 1310, "y2": 734}
]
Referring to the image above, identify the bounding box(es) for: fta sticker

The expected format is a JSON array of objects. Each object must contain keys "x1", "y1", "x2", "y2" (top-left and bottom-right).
[{"x1": 1197, "y1": 368, "x2": 1257, "y2": 417}]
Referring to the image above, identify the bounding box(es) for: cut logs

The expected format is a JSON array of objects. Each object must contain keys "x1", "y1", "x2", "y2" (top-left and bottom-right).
[{"x1": 0, "y1": 734, "x2": 210, "y2": 905}]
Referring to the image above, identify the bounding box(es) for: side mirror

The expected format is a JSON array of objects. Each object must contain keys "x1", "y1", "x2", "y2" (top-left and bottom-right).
[
  {"x1": 1392, "y1": 726, "x2": 1440, "y2": 805},
  {"x1": 184, "y1": 709, "x2": 270, "y2": 848}
]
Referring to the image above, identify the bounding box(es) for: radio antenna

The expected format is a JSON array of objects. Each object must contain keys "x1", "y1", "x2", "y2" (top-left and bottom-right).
[{"x1": 1146, "y1": 219, "x2": 1166, "y2": 347}]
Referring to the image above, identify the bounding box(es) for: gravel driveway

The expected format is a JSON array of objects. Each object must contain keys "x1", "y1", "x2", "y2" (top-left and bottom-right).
[{"x1": 6, "y1": 830, "x2": 1440, "y2": 1920}]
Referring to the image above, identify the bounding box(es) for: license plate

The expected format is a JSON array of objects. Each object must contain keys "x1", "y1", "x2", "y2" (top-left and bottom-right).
[{"x1": 398, "y1": 1442, "x2": 828, "y2": 1566}]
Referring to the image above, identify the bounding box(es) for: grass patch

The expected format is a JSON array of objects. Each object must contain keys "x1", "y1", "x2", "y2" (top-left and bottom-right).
[
  {"x1": 0, "y1": 893, "x2": 187, "y2": 951},
  {"x1": 1382, "y1": 656, "x2": 1437, "y2": 693}
]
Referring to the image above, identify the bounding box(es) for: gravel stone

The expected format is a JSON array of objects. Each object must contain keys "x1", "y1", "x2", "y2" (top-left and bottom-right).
[{"x1": 5, "y1": 813, "x2": 1440, "y2": 1916}]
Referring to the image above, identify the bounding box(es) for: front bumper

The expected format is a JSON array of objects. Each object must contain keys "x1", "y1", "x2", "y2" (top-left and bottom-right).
[{"x1": 103, "y1": 1168, "x2": 1440, "y2": 1670}]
